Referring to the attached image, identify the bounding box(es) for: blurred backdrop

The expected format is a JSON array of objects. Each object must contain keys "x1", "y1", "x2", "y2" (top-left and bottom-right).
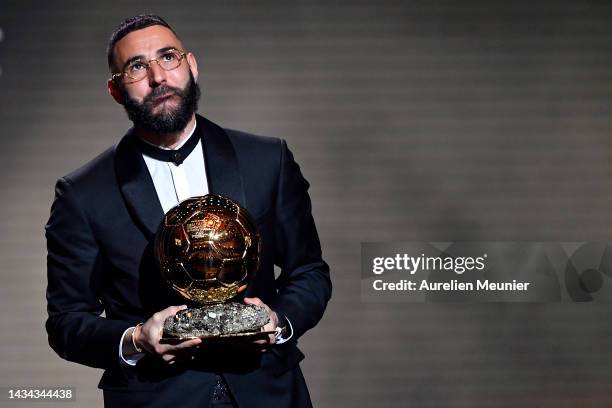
[{"x1": 1, "y1": 1, "x2": 612, "y2": 406}]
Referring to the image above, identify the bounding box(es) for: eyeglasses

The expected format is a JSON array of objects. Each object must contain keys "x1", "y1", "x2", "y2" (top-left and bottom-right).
[{"x1": 111, "y1": 49, "x2": 187, "y2": 83}]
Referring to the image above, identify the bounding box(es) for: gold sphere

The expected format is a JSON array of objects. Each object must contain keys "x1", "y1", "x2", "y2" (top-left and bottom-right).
[{"x1": 154, "y1": 194, "x2": 261, "y2": 304}]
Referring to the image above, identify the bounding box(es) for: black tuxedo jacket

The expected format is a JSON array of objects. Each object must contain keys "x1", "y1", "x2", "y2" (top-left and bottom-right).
[{"x1": 45, "y1": 115, "x2": 332, "y2": 407}]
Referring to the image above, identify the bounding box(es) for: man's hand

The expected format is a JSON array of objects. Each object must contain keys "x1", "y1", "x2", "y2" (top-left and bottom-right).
[
  {"x1": 134, "y1": 305, "x2": 202, "y2": 364},
  {"x1": 244, "y1": 297, "x2": 278, "y2": 347}
]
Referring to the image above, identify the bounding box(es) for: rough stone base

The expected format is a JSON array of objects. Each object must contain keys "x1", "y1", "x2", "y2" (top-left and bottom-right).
[{"x1": 163, "y1": 303, "x2": 270, "y2": 339}]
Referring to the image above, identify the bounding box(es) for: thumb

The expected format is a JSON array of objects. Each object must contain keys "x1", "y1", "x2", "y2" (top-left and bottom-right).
[
  {"x1": 161, "y1": 304, "x2": 188, "y2": 318},
  {"x1": 244, "y1": 297, "x2": 263, "y2": 306}
]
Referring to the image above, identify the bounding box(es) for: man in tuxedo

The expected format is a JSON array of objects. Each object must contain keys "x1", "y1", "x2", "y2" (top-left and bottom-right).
[{"x1": 45, "y1": 14, "x2": 331, "y2": 407}]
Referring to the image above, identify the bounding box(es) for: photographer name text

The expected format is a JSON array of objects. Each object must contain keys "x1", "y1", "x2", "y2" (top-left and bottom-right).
[{"x1": 371, "y1": 253, "x2": 530, "y2": 292}]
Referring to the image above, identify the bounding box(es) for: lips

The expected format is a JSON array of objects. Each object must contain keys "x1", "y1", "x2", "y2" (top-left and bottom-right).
[{"x1": 153, "y1": 93, "x2": 176, "y2": 103}]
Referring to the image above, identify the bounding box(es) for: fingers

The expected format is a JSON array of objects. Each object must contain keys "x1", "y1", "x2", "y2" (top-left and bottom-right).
[
  {"x1": 137, "y1": 305, "x2": 191, "y2": 355},
  {"x1": 160, "y1": 336, "x2": 201, "y2": 364},
  {"x1": 169, "y1": 337, "x2": 202, "y2": 351},
  {"x1": 244, "y1": 297, "x2": 272, "y2": 316},
  {"x1": 264, "y1": 320, "x2": 277, "y2": 344},
  {"x1": 161, "y1": 353, "x2": 176, "y2": 364},
  {"x1": 154, "y1": 305, "x2": 188, "y2": 323},
  {"x1": 252, "y1": 321, "x2": 275, "y2": 345},
  {"x1": 160, "y1": 337, "x2": 202, "y2": 364},
  {"x1": 243, "y1": 297, "x2": 263, "y2": 307},
  {"x1": 244, "y1": 298, "x2": 278, "y2": 346},
  {"x1": 161, "y1": 348, "x2": 199, "y2": 364},
  {"x1": 154, "y1": 337, "x2": 202, "y2": 355}
]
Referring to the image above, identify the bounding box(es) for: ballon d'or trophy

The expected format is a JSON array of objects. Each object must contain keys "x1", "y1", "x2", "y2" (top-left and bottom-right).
[{"x1": 155, "y1": 194, "x2": 272, "y2": 340}]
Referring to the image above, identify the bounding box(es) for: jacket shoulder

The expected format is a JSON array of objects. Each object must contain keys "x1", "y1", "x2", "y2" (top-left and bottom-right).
[
  {"x1": 57, "y1": 144, "x2": 118, "y2": 203},
  {"x1": 224, "y1": 128, "x2": 282, "y2": 152},
  {"x1": 223, "y1": 127, "x2": 286, "y2": 170},
  {"x1": 62, "y1": 146, "x2": 116, "y2": 184}
]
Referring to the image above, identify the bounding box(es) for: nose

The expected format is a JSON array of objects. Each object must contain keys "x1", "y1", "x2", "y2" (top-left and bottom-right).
[{"x1": 147, "y1": 60, "x2": 167, "y2": 86}]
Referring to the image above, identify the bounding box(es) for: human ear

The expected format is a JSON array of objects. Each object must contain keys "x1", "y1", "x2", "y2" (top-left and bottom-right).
[
  {"x1": 107, "y1": 78, "x2": 124, "y2": 105},
  {"x1": 187, "y1": 52, "x2": 199, "y2": 81}
]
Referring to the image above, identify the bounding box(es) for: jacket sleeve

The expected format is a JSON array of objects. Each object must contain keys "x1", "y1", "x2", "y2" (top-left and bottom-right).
[
  {"x1": 45, "y1": 177, "x2": 131, "y2": 369},
  {"x1": 270, "y1": 140, "x2": 332, "y2": 340}
]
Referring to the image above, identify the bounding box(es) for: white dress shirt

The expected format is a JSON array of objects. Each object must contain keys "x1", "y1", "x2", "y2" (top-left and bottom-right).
[
  {"x1": 119, "y1": 121, "x2": 291, "y2": 366},
  {"x1": 141, "y1": 123, "x2": 209, "y2": 212}
]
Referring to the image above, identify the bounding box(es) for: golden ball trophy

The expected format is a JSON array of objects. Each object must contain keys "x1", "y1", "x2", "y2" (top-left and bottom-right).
[{"x1": 155, "y1": 194, "x2": 272, "y2": 340}]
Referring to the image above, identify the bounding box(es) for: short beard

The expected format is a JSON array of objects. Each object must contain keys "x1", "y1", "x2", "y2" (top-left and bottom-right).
[{"x1": 121, "y1": 72, "x2": 200, "y2": 134}]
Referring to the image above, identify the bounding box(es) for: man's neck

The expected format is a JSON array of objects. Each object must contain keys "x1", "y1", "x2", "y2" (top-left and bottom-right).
[{"x1": 136, "y1": 114, "x2": 197, "y2": 149}]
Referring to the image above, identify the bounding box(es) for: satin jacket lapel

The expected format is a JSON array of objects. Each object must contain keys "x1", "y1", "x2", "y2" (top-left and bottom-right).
[
  {"x1": 197, "y1": 115, "x2": 247, "y2": 207},
  {"x1": 114, "y1": 128, "x2": 165, "y2": 238}
]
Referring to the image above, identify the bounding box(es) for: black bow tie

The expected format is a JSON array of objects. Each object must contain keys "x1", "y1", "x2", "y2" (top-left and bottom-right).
[{"x1": 136, "y1": 130, "x2": 201, "y2": 165}]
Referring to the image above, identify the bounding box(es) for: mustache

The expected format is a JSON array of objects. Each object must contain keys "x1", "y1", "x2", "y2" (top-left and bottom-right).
[{"x1": 144, "y1": 85, "x2": 183, "y2": 104}]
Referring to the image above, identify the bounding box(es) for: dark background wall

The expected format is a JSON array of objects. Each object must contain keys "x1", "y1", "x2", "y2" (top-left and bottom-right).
[{"x1": 1, "y1": 1, "x2": 612, "y2": 406}]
